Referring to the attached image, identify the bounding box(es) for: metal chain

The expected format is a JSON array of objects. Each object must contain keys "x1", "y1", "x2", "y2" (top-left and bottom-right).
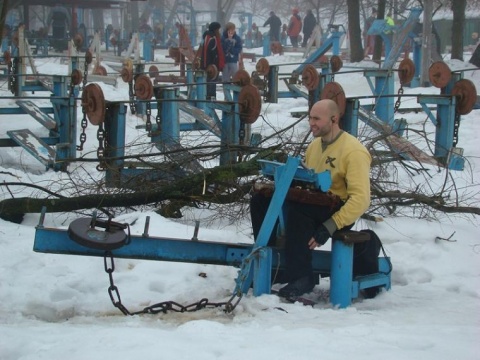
[
  {"x1": 77, "y1": 108, "x2": 88, "y2": 151},
  {"x1": 128, "y1": 81, "x2": 137, "y2": 115},
  {"x1": 145, "y1": 100, "x2": 152, "y2": 136},
  {"x1": 96, "y1": 122, "x2": 106, "y2": 171},
  {"x1": 103, "y1": 251, "x2": 237, "y2": 315},
  {"x1": 82, "y1": 59, "x2": 89, "y2": 90},
  {"x1": 452, "y1": 111, "x2": 461, "y2": 147},
  {"x1": 238, "y1": 121, "x2": 245, "y2": 146},
  {"x1": 9, "y1": 57, "x2": 17, "y2": 94},
  {"x1": 154, "y1": 103, "x2": 162, "y2": 137},
  {"x1": 394, "y1": 85, "x2": 404, "y2": 113},
  {"x1": 262, "y1": 75, "x2": 268, "y2": 102}
]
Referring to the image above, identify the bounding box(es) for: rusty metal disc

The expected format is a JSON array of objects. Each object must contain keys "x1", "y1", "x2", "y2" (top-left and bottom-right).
[
  {"x1": 321, "y1": 82, "x2": 347, "y2": 117},
  {"x1": 232, "y1": 69, "x2": 251, "y2": 86},
  {"x1": 85, "y1": 50, "x2": 93, "y2": 65},
  {"x1": 3, "y1": 51, "x2": 11, "y2": 63},
  {"x1": 270, "y1": 41, "x2": 283, "y2": 55},
  {"x1": 205, "y1": 64, "x2": 218, "y2": 80},
  {"x1": 134, "y1": 74, "x2": 153, "y2": 100},
  {"x1": 121, "y1": 66, "x2": 134, "y2": 83},
  {"x1": 71, "y1": 69, "x2": 83, "y2": 86},
  {"x1": 398, "y1": 58, "x2": 415, "y2": 85},
  {"x1": 302, "y1": 64, "x2": 320, "y2": 91},
  {"x1": 94, "y1": 65, "x2": 107, "y2": 76},
  {"x1": 429, "y1": 61, "x2": 452, "y2": 88},
  {"x1": 255, "y1": 58, "x2": 270, "y2": 76},
  {"x1": 73, "y1": 33, "x2": 83, "y2": 49},
  {"x1": 238, "y1": 84, "x2": 262, "y2": 124},
  {"x1": 330, "y1": 55, "x2": 343, "y2": 73},
  {"x1": 148, "y1": 64, "x2": 159, "y2": 78},
  {"x1": 81, "y1": 83, "x2": 105, "y2": 125},
  {"x1": 451, "y1": 79, "x2": 477, "y2": 115}
]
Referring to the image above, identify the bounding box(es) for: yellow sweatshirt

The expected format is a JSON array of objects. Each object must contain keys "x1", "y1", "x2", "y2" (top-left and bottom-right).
[{"x1": 305, "y1": 131, "x2": 371, "y2": 230}]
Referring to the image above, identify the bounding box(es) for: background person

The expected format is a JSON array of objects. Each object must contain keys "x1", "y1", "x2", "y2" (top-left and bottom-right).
[
  {"x1": 201, "y1": 21, "x2": 225, "y2": 100},
  {"x1": 263, "y1": 11, "x2": 282, "y2": 42},
  {"x1": 221, "y1": 22, "x2": 243, "y2": 96},
  {"x1": 287, "y1": 7, "x2": 302, "y2": 49},
  {"x1": 363, "y1": 8, "x2": 377, "y2": 57},
  {"x1": 302, "y1": 9, "x2": 317, "y2": 48}
]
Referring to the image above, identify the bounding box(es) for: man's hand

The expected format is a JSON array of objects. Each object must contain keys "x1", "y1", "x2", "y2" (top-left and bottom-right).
[{"x1": 308, "y1": 224, "x2": 331, "y2": 249}]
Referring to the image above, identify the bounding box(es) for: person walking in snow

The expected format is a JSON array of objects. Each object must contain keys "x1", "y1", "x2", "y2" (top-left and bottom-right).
[
  {"x1": 302, "y1": 9, "x2": 317, "y2": 48},
  {"x1": 201, "y1": 21, "x2": 225, "y2": 100},
  {"x1": 287, "y1": 7, "x2": 302, "y2": 49},
  {"x1": 263, "y1": 11, "x2": 282, "y2": 42}
]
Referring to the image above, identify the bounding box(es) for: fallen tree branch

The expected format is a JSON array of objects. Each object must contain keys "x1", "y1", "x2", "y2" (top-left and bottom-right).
[{"x1": 0, "y1": 149, "x2": 281, "y2": 219}]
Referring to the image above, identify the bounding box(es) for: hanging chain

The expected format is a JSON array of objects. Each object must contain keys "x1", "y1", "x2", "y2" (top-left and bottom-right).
[
  {"x1": 237, "y1": 121, "x2": 246, "y2": 162},
  {"x1": 154, "y1": 99, "x2": 162, "y2": 136},
  {"x1": 145, "y1": 100, "x2": 152, "y2": 136},
  {"x1": 128, "y1": 81, "x2": 137, "y2": 115},
  {"x1": 103, "y1": 251, "x2": 237, "y2": 315},
  {"x1": 262, "y1": 75, "x2": 268, "y2": 102},
  {"x1": 394, "y1": 84, "x2": 404, "y2": 113},
  {"x1": 8, "y1": 57, "x2": 18, "y2": 94},
  {"x1": 82, "y1": 58, "x2": 89, "y2": 90},
  {"x1": 238, "y1": 121, "x2": 246, "y2": 146},
  {"x1": 452, "y1": 111, "x2": 461, "y2": 147},
  {"x1": 77, "y1": 106, "x2": 88, "y2": 151},
  {"x1": 96, "y1": 122, "x2": 107, "y2": 171}
]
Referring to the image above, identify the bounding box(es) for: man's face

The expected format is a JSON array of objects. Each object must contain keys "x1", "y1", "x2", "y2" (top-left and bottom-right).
[{"x1": 308, "y1": 105, "x2": 333, "y2": 138}]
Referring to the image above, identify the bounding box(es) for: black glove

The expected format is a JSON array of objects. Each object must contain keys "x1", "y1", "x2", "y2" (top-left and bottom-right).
[{"x1": 312, "y1": 224, "x2": 331, "y2": 246}]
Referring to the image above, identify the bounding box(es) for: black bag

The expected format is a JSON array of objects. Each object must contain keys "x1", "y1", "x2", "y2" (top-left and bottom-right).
[
  {"x1": 353, "y1": 229, "x2": 388, "y2": 298},
  {"x1": 353, "y1": 229, "x2": 381, "y2": 276}
]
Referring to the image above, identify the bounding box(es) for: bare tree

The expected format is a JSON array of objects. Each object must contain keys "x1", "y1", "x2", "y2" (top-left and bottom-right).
[
  {"x1": 347, "y1": 0, "x2": 364, "y2": 62},
  {"x1": 451, "y1": 0, "x2": 466, "y2": 60}
]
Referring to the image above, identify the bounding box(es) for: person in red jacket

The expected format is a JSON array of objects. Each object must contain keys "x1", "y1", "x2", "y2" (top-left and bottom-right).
[{"x1": 287, "y1": 7, "x2": 302, "y2": 49}]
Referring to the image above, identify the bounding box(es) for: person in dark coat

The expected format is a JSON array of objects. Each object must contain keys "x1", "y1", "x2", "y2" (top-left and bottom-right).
[
  {"x1": 302, "y1": 9, "x2": 317, "y2": 47},
  {"x1": 201, "y1": 21, "x2": 225, "y2": 99},
  {"x1": 263, "y1": 11, "x2": 282, "y2": 42}
]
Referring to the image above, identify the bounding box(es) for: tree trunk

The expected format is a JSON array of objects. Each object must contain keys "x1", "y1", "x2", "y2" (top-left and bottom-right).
[
  {"x1": 347, "y1": 0, "x2": 364, "y2": 62},
  {"x1": 451, "y1": 0, "x2": 466, "y2": 60},
  {"x1": 421, "y1": 0, "x2": 433, "y2": 86}
]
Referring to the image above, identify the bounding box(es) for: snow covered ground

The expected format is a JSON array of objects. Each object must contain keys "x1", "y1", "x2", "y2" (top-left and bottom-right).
[{"x1": 0, "y1": 46, "x2": 479, "y2": 360}]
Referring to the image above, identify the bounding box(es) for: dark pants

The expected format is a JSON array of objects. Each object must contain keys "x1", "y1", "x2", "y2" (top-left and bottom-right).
[
  {"x1": 289, "y1": 35, "x2": 299, "y2": 48},
  {"x1": 250, "y1": 192, "x2": 346, "y2": 283},
  {"x1": 207, "y1": 76, "x2": 217, "y2": 98}
]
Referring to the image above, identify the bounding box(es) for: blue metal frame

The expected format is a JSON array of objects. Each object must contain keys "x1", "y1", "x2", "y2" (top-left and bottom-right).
[
  {"x1": 33, "y1": 156, "x2": 391, "y2": 308},
  {"x1": 0, "y1": 64, "x2": 78, "y2": 171},
  {"x1": 261, "y1": 27, "x2": 341, "y2": 104}
]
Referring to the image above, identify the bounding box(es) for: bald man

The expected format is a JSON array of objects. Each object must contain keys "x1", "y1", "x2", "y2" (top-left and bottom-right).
[{"x1": 250, "y1": 99, "x2": 371, "y2": 298}]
